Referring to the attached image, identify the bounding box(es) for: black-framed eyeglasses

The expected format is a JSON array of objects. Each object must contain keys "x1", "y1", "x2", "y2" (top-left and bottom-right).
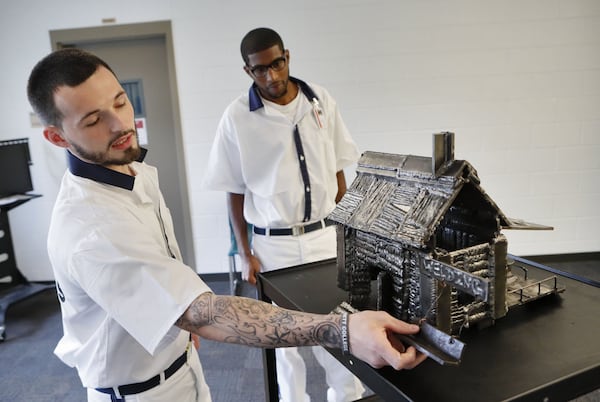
[{"x1": 248, "y1": 56, "x2": 287, "y2": 78}]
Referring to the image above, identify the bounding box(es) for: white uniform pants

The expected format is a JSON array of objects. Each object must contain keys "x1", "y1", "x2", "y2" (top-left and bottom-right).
[
  {"x1": 87, "y1": 350, "x2": 212, "y2": 402},
  {"x1": 253, "y1": 226, "x2": 365, "y2": 402}
]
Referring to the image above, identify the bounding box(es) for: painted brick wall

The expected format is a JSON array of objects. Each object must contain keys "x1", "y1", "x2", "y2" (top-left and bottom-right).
[
  {"x1": 181, "y1": 1, "x2": 600, "y2": 273},
  {"x1": 3, "y1": 0, "x2": 599, "y2": 277}
]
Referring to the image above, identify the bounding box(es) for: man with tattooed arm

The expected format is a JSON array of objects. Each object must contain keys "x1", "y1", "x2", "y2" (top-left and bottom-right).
[{"x1": 27, "y1": 48, "x2": 426, "y2": 402}]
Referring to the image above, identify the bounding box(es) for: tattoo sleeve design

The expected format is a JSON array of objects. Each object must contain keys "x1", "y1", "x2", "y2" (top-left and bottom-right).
[{"x1": 176, "y1": 293, "x2": 343, "y2": 349}]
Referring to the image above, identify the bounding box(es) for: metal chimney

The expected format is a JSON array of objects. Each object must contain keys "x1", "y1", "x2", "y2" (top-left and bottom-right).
[{"x1": 432, "y1": 132, "x2": 455, "y2": 177}]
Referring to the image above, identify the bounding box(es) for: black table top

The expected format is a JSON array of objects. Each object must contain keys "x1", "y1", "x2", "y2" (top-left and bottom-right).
[{"x1": 258, "y1": 257, "x2": 600, "y2": 402}]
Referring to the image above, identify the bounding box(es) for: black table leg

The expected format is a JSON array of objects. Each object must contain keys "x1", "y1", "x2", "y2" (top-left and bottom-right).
[{"x1": 256, "y1": 277, "x2": 279, "y2": 402}]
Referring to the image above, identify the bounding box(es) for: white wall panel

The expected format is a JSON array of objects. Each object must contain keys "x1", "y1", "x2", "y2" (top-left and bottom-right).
[{"x1": 2, "y1": 0, "x2": 599, "y2": 276}]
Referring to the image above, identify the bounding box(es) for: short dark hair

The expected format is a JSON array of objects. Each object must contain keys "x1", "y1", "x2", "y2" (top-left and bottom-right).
[
  {"x1": 27, "y1": 48, "x2": 115, "y2": 127},
  {"x1": 240, "y1": 27, "x2": 285, "y2": 65}
]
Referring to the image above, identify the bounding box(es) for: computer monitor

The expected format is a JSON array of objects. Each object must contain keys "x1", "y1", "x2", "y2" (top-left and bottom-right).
[{"x1": 0, "y1": 138, "x2": 34, "y2": 198}]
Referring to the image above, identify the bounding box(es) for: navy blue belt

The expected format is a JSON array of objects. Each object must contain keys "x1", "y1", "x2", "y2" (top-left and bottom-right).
[
  {"x1": 253, "y1": 219, "x2": 334, "y2": 236},
  {"x1": 95, "y1": 349, "x2": 187, "y2": 401}
]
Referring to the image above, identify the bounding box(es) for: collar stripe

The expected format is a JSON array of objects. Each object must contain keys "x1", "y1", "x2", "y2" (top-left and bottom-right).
[
  {"x1": 67, "y1": 148, "x2": 147, "y2": 191},
  {"x1": 248, "y1": 77, "x2": 318, "y2": 112}
]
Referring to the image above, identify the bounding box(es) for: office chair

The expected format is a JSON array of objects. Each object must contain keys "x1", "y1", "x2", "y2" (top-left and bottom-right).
[{"x1": 228, "y1": 220, "x2": 252, "y2": 296}]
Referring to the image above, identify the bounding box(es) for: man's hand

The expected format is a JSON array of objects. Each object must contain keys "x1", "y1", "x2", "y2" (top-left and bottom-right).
[
  {"x1": 348, "y1": 310, "x2": 427, "y2": 370},
  {"x1": 240, "y1": 254, "x2": 262, "y2": 285},
  {"x1": 177, "y1": 294, "x2": 426, "y2": 371}
]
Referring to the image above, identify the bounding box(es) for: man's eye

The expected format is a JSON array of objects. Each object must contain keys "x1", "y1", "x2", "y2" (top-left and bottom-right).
[{"x1": 85, "y1": 118, "x2": 99, "y2": 127}]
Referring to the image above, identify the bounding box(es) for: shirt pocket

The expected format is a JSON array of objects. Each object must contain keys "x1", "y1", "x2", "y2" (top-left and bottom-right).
[{"x1": 243, "y1": 135, "x2": 298, "y2": 198}]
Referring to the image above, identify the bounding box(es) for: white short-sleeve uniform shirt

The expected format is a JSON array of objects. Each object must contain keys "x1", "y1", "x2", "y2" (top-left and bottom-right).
[
  {"x1": 203, "y1": 78, "x2": 360, "y2": 229},
  {"x1": 48, "y1": 150, "x2": 212, "y2": 392}
]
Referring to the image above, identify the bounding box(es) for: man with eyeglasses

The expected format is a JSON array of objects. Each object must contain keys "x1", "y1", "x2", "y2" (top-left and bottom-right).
[{"x1": 204, "y1": 28, "x2": 366, "y2": 402}]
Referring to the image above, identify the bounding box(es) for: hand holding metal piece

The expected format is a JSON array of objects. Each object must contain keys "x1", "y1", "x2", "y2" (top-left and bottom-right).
[
  {"x1": 394, "y1": 322, "x2": 465, "y2": 366},
  {"x1": 333, "y1": 302, "x2": 465, "y2": 366}
]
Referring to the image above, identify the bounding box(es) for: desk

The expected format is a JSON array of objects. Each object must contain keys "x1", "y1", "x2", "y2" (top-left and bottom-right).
[
  {"x1": 257, "y1": 258, "x2": 600, "y2": 402},
  {"x1": 0, "y1": 194, "x2": 53, "y2": 341}
]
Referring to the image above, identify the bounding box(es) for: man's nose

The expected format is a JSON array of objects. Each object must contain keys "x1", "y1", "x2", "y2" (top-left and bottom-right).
[
  {"x1": 265, "y1": 66, "x2": 279, "y2": 81},
  {"x1": 109, "y1": 110, "x2": 130, "y2": 132}
]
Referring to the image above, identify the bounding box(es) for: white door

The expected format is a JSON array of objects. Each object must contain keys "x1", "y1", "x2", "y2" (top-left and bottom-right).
[{"x1": 50, "y1": 22, "x2": 195, "y2": 267}]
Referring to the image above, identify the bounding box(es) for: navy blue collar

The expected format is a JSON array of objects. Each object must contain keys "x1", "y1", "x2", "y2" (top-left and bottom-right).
[
  {"x1": 67, "y1": 148, "x2": 148, "y2": 191},
  {"x1": 248, "y1": 77, "x2": 319, "y2": 112}
]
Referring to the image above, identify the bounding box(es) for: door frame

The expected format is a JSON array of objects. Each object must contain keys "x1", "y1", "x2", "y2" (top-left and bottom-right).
[{"x1": 49, "y1": 21, "x2": 196, "y2": 269}]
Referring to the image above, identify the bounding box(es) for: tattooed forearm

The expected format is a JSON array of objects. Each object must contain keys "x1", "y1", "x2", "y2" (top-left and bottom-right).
[
  {"x1": 176, "y1": 292, "x2": 343, "y2": 349},
  {"x1": 176, "y1": 291, "x2": 214, "y2": 328}
]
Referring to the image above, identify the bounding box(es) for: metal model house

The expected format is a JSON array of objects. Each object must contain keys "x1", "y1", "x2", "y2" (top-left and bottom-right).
[{"x1": 328, "y1": 132, "x2": 563, "y2": 338}]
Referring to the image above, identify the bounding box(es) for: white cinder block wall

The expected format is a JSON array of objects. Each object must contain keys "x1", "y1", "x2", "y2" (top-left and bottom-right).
[{"x1": 2, "y1": 0, "x2": 599, "y2": 279}]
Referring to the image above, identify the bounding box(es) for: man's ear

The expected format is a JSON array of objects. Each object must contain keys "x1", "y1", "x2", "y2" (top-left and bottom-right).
[
  {"x1": 43, "y1": 126, "x2": 69, "y2": 148},
  {"x1": 243, "y1": 65, "x2": 253, "y2": 79}
]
